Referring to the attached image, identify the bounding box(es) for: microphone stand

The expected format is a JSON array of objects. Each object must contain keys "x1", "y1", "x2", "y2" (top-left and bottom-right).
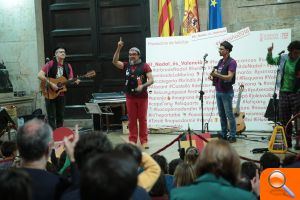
[
  {"x1": 199, "y1": 55, "x2": 207, "y2": 133},
  {"x1": 45, "y1": 58, "x2": 50, "y2": 100},
  {"x1": 272, "y1": 52, "x2": 283, "y2": 125}
]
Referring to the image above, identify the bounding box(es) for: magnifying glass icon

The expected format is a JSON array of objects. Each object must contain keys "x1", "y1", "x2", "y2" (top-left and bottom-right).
[{"x1": 268, "y1": 170, "x2": 295, "y2": 198}]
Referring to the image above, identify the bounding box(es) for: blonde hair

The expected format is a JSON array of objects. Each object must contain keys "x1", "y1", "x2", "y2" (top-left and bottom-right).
[
  {"x1": 195, "y1": 139, "x2": 241, "y2": 185},
  {"x1": 174, "y1": 163, "x2": 196, "y2": 187}
]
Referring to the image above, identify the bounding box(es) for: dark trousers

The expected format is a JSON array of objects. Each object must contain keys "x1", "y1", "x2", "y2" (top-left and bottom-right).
[
  {"x1": 45, "y1": 96, "x2": 65, "y2": 129},
  {"x1": 279, "y1": 92, "x2": 300, "y2": 144}
]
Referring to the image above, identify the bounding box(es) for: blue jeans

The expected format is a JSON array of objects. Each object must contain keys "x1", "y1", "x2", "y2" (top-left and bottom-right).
[{"x1": 216, "y1": 91, "x2": 236, "y2": 138}]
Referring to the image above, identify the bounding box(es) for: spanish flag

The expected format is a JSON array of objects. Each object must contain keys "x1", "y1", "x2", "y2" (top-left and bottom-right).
[
  {"x1": 181, "y1": 0, "x2": 200, "y2": 36},
  {"x1": 158, "y1": 0, "x2": 174, "y2": 37}
]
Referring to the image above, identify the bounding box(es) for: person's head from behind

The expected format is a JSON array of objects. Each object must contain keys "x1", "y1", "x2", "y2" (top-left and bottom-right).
[
  {"x1": 0, "y1": 168, "x2": 32, "y2": 200},
  {"x1": 241, "y1": 161, "x2": 259, "y2": 180},
  {"x1": 74, "y1": 131, "x2": 113, "y2": 170},
  {"x1": 17, "y1": 119, "x2": 52, "y2": 162},
  {"x1": 282, "y1": 154, "x2": 297, "y2": 167},
  {"x1": 169, "y1": 158, "x2": 183, "y2": 175},
  {"x1": 195, "y1": 139, "x2": 241, "y2": 186},
  {"x1": 80, "y1": 152, "x2": 138, "y2": 200},
  {"x1": 174, "y1": 162, "x2": 196, "y2": 187},
  {"x1": 149, "y1": 154, "x2": 168, "y2": 197},
  {"x1": 287, "y1": 40, "x2": 300, "y2": 60},
  {"x1": 114, "y1": 143, "x2": 142, "y2": 166},
  {"x1": 152, "y1": 154, "x2": 168, "y2": 174},
  {"x1": 184, "y1": 146, "x2": 200, "y2": 165},
  {"x1": 1, "y1": 141, "x2": 17, "y2": 159},
  {"x1": 260, "y1": 152, "x2": 280, "y2": 171}
]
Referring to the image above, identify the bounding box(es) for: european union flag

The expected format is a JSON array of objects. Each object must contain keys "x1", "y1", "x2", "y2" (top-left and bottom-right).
[{"x1": 208, "y1": 0, "x2": 223, "y2": 30}]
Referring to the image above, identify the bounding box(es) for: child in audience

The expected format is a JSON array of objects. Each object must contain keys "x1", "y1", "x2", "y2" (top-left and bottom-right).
[
  {"x1": 259, "y1": 152, "x2": 280, "y2": 171},
  {"x1": 171, "y1": 140, "x2": 256, "y2": 200},
  {"x1": 0, "y1": 141, "x2": 18, "y2": 169},
  {"x1": 174, "y1": 162, "x2": 196, "y2": 187},
  {"x1": 0, "y1": 168, "x2": 32, "y2": 200}
]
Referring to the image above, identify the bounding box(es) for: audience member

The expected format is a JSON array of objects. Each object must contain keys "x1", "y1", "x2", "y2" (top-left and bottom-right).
[
  {"x1": 150, "y1": 154, "x2": 168, "y2": 199},
  {"x1": 0, "y1": 168, "x2": 32, "y2": 200},
  {"x1": 241, "y1": 161, "x2": 259, "y2": 181},
  {"x1": 184, "y1": 146, "x2": 199, "y2": 165},
  {"x1": 285, "y1": 154, "x2": 300, "y2": 168},
  {"x1": 17, "y1": 119, "x2": 73, "y2": 200},
  {"x1": 238, "y1": 161, "x2": 260, "y2": 197},
  {"x1": 170, "y1": 140, "x2": 256, "y2": 200},
  {"x1": 169, "y1": 158, "x2": 183, "y2": 175},
  {"x1": 114, "y1": 143, "x2": 161, "y2": 192},
  {"x1": 80, "y1": 152, "x2": 138, "y2": 200},
  {"x1": 152, "y1": 154, "x2": 168, "y2": 174},
  {"x1": 282, "y1": 154, "x2": 297, "y2": 167},
  {"x1": 174, "y1": 162, "x2": 196, "y2": 187},
  {"x1": 0, "y1": 141, "x2": 17, "y2": 169},
  {"x1": 259, "y1": 152, "x2": 280, "y2": 171},
  {"x1": 60, "y1": 131, "x2": 113, "y2": 200}
]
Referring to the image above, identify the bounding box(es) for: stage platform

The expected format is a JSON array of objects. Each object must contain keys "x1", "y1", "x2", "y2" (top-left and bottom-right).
[{"x1": 105, "y1": 130, "x2": 300, "y2": 164}]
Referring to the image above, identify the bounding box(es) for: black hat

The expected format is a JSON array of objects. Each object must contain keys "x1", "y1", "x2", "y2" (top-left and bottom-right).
[
  {"x1": 220, "y1": 41, "x2": 233, "y2": 52},
  {"x1": 53, "y1": 46, "x2": 67, "y2": 55},
  {"x1": 287, "y1": 40, "x2": 300, "y2": 51}
]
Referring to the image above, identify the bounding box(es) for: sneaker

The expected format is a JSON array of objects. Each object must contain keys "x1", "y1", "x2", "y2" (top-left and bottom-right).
[
  {"x1": 142, "y1": 143, "x2": 149, "y2": 149},
  {"x1": 228, "y1": 136, "x2": 237, "y2": 143}
]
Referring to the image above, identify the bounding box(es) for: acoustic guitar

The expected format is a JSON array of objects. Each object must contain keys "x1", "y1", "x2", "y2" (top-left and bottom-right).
[
  {"x1": 228, "y1": 84, "x2": 246, "y2": 134},
  {"x1": 40, "y1": 70, "x2": 96, "y2": 99}
]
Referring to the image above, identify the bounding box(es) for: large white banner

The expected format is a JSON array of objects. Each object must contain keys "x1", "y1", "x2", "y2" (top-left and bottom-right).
[{"x1": 146, "y1": 28, "x2": 291, "y2": 131}]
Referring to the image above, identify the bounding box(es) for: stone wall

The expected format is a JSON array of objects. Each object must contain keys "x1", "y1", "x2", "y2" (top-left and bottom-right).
[
  {"x1": 150, "y1": 0, "x2": 300, "y2": 39},
  {"x1": 0, "y1": 0, "x2": 44, "y2": 109}
]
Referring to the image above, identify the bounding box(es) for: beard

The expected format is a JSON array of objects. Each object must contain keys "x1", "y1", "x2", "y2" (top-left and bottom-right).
[{"x1": 129, "y1": 58, "x2": 142, "y2": 65}]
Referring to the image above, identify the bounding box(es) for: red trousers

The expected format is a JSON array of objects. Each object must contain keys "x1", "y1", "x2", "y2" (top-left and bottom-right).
[{"x1": 126, "y1": 97, "x2": 148, "y2": 144}]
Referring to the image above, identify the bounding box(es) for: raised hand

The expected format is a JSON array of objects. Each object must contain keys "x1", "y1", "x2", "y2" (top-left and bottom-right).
[
  {"x1": 267, "y1": 43, "x2": 273, "y2": 53},
  {"x1": 118, "y1": 37, "x2": 124, "y2": 48},
  {"x1": 63, "y1": 124, "x2": 80, "y2": 162}
]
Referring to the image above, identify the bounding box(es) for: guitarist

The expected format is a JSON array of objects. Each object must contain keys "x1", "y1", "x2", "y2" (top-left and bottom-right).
[
  {"x1": 266, "y1": 41, "x2": 300, "y2": 149},
  {"x1": 209, "y1": 41, "x2": 237, "y2": 143},
  {"x1": 38, "y1": 47, "x2": 80, "y2": 129}
]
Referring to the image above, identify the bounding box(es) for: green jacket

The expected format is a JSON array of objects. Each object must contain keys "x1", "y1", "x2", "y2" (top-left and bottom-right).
[{"x1": 170, "y1": 173, "x2": 257, "y2": 200}]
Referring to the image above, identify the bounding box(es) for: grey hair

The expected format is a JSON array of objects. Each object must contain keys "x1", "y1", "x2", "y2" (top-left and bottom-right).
[
  {"x1": 129, "y1": 47, "x2": 141, "y2": 55},
  {"x1": 17, "y1": 119, "x2": 53, "y2": 161}
]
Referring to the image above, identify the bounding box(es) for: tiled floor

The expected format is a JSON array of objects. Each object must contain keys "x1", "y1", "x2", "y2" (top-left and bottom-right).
[{"x1": 107, "y1": 130, "x2": 299, "y2": 164}]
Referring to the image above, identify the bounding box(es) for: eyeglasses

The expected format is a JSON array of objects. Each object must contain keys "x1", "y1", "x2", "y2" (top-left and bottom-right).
[
  {"x1": 219, "y1": 48, "x2": 226, "y2": 51},
  {"x1": 57, "y1": 50, "x2": 65, "y2": 54},
  {"x1": 129, "y1": 53, "x2": 138, "y2": 56}
]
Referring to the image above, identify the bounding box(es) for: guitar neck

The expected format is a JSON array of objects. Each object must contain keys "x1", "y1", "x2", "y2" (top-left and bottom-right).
[{"x1": 236, "y1": 92, "x2": 242, "y2": 114}]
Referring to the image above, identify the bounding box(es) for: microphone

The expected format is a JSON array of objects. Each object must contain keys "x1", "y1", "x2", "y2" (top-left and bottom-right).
[
  {"x1": 203, "y1": 53, "x2": 208, "y2": 60},
  {"x1": 278, "y1": 50, "x2": 285, "y2": 56},
  {"x1": 45, "y1": 57, "x2": 50, "y2": 63}
]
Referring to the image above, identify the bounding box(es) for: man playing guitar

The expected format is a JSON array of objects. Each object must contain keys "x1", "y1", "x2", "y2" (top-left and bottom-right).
[{"x1": 38, "y1": 47, "x2": 80, "y2": 129}]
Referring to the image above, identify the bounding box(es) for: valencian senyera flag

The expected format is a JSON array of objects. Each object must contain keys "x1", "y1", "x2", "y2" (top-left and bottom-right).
[
  {"x1": 158, "y1": 0, "x2": 174, "y2": 37},
  {"x1": 208, "y1": 0, "x2": 223, "y2": 30},
  {"x1": 181, "y1": 0, "x2": 200, "y2": 36}
]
